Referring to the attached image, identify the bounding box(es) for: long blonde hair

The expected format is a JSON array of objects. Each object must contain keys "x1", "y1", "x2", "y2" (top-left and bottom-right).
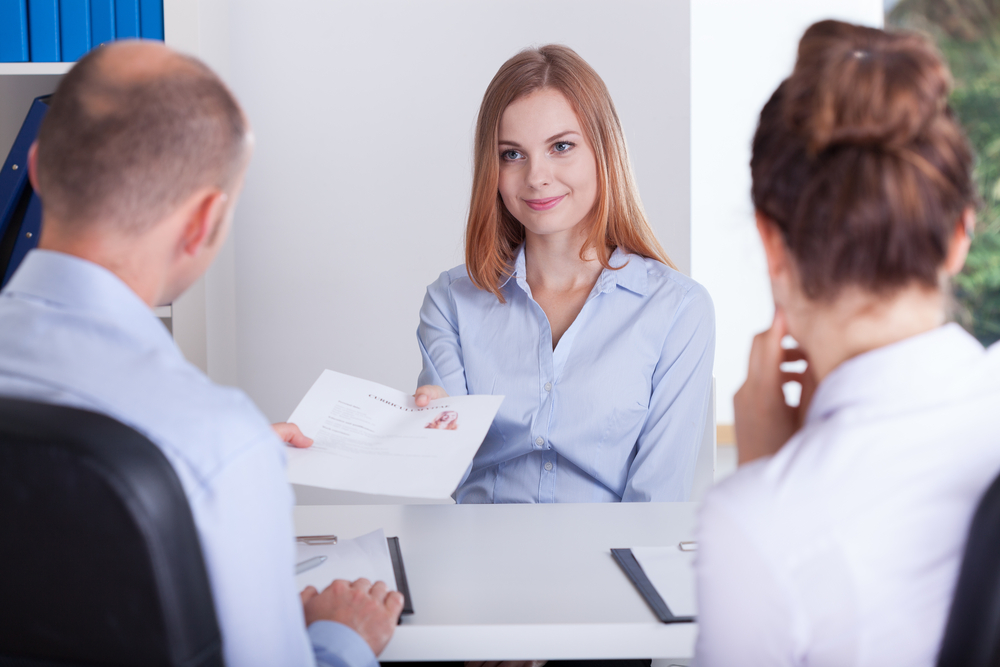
[{"x1": 465, "y1": 44, "x2": 674, "y2": 302}]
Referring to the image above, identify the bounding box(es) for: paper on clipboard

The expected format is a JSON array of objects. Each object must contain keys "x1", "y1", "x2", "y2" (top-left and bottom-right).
[
  {"x1": 285, "y1": 370, "x2": 503, "y2": 498},
  {"x1": 295, "y1": 529, "x2": 396, "y2": 593},
  {"x1": 630, "y1": 546, "x2": 697, "y2": 617}
]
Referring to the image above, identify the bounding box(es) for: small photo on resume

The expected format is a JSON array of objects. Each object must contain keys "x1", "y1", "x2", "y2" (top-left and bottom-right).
[{"x1": 425, "y1": 410, "x2": 459, "y2": 431}]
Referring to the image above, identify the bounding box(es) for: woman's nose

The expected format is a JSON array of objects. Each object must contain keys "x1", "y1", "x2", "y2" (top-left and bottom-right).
[{"x1": 525, "y1": 157, "x2": 553, "y2": 189}]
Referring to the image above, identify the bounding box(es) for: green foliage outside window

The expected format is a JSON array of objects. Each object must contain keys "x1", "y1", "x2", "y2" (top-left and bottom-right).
[{"x1": 890, "y1": 0, "x2": 1000, "y2": 345}]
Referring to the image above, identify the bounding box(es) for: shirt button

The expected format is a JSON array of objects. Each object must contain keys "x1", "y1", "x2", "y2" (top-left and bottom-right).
[
  {"x1": 535, "y1": 437, "x2": 544, "y2": 446},
  {"x1": 544, "y1": 462, "x2": 553, "y2": 471},
  {"x1": 544, "y1": 382, "x2": 552, "y2": 392}
]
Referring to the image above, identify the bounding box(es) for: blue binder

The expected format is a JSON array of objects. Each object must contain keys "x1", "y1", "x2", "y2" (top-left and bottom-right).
[
  {"x1": 0, "y1": 0, "x2": 29, "y2": 62},
  {"x1": 139, "y1": 0, "x2": 162, "y2": 40},
  {"x1": 0, "y1": 97, "x2": 49, "y2": 288},
  {"x1": 60, "y1": 0, "x2": 92, "y2": 61},
  {"x1": 91, "y1": 0, "x2": 115, "y2": 48},
  {"x1": 114, "y1": 0, "x2": 139, "y2": 39},
  {"x1": 27, "y1": 0, "x2": 60, "y2": 61}
]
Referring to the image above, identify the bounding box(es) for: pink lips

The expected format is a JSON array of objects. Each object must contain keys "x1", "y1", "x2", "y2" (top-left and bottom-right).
[{"x1": 524, "y1": 195, "x2": 566, "y2": 211}]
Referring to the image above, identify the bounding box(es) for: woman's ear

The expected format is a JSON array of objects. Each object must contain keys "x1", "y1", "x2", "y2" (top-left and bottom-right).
[
  {"x1": 756, "y1": 211, "x2": 796, "y2": 309},
  {"x1": 943, "y1": 207, "x2": 974, "y2": 277},
  {"x1": 755, "y1": 211, "x2": 790, "y2": 281}
]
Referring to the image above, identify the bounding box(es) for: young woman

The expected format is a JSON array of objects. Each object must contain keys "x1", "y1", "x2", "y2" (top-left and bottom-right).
[
  {"x1": 695, "y1": 21, "x2": 1000, "y2": 665},
  {"x1": 414, "y1": 45, "x2": 715, "y2": 504}
]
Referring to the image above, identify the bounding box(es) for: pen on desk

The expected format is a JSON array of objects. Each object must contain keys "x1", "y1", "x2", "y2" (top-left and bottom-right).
[
  {"x1": 296, "y1": 555, "x2": 327, "y2": 575},
  {"x1": 297, "y1": 534, "x2": 338, "y2": 545}
]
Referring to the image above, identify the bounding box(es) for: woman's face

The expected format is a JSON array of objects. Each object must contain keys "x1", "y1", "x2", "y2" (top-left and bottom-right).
[{"x1": 497, "y1": 88, "x2": 599, "y2": 240}]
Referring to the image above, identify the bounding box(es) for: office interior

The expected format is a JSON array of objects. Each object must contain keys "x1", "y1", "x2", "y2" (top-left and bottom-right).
[{"x1": 4, "y1": 0, "x2": 997, "y2": 663}]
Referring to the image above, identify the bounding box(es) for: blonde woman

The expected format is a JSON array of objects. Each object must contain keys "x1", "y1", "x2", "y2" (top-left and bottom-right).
[{"x1": 415, "y1": 45, "x2": 715, "y2": 504}]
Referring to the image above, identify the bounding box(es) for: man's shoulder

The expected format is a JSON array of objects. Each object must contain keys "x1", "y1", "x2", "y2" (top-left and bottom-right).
[
  {"x1": 0, "y1": 296, "x2": 280, "y2": 488},
  {"x1": 114, "y1": 361, "x2": 280, "y2": 486}
]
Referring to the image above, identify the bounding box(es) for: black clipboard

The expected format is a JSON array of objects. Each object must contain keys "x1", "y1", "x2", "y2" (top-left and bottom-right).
[
  {"x1": 387, "y1": 537, "x2": 413, "y2": 619},
  {"x1": 611, "y1": 548, "x2": 695, "y2": 624}
]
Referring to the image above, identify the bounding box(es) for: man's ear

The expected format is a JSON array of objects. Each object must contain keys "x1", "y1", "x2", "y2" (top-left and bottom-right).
[
  {"x1": 27, "y1": 142, "x2": 39, "y2": 192},
  {"x1": 755, "y1": 210, "x2": 790, "y2": 281},
  {"x1": 943, "y1": 207, "x2": 974, "y2": 277},
  {"x1": 178, "y1": 189, "x2": 228, "y2": 257}
]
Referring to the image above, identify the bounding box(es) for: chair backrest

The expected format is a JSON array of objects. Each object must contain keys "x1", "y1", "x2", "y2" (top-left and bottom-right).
[
  {"x1": 690, "y1": 377, "x2": 717, "y2": 502},
  {"x1": 0, "y1": 397, "x2": 224, "y2": 667},
  {"x1": 937, "y1": 470, "x2": 1000, "y2": 667}
]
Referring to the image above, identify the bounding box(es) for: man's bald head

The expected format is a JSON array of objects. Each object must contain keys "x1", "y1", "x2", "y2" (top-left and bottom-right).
[{"x1": 35, "y1": 41, "x2": 250, "y2": 234}]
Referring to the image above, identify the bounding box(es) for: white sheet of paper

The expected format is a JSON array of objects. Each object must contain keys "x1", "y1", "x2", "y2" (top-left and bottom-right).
[
  {"x1": 286, "y1": 370, "x2": 503, "y2": 498},
  {"x1": 295, "y1": 529, "x2": 397, "y2": 593},
  {"x1": 630, "y1": 546, "x2": 698, "y2": 617}
]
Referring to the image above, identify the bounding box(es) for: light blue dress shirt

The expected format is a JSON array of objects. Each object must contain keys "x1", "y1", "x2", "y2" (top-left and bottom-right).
[
  {"x1": 418, "y1": 245, "x2": 715, "y2": 503},
  {"x1": 0, "y1": 250, "x2": 377, "y2": 667}
]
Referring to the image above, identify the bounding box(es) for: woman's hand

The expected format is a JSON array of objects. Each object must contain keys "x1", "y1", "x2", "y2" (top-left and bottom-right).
[
  {"x1": 414, "y1": 385, "x2": 448, "y2": 407},
  {"x1": 733, "y1": 308, "x2": 816, "y2": 466},
  {"x1": 272, "y1": 422, "x2": 313, "y2": 448}
]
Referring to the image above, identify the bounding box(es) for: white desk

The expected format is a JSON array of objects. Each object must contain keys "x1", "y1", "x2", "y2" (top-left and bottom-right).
[{"x1": 294, "y1": 502, "x2": 699, "y2": 661}]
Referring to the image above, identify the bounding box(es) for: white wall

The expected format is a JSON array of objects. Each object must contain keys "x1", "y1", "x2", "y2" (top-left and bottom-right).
[
  {"x1": 227, "y1": 0, "x2": 691, "y2": 421},
  {"x1": 690, "y1": 0, "x2": 883, "y2": 424}
]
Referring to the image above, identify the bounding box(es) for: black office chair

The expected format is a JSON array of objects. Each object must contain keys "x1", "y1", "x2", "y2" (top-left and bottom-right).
[
  {"x1": 937, "y1": 470, "x2": 1000, "y2": 667},
  {"x1": 0, "y1": 397, "x2": 224, "y2": 667}
]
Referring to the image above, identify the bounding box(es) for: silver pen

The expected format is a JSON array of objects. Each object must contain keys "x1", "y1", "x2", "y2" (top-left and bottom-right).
[{"x1": 296, "y1": 555, "x2": 327, "y2": 575}]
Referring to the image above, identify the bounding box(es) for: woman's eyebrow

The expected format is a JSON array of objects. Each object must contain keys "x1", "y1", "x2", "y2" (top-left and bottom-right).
[{"x1": 498, "y1": 130, "x2": 581, "y2": 148}]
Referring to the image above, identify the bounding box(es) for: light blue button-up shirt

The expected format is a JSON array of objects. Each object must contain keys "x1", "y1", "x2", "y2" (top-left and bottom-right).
[
  {"x1": 418, "y1": 246, "x2": 715, "y2": 503},
  {"x1": 0, "y1": 250, "x2": 377, "y2": 667}
]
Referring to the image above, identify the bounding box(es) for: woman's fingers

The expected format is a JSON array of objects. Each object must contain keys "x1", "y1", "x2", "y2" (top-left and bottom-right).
[
  {"x1": 272, "y1": 422, "x2": 314, "y2": 448},
  {"x1": 414, "y1": 384, "x2": 448, "y2": 407},
  {"x1": 734, "y1": 308, "x2": 801, "y2": 466}
]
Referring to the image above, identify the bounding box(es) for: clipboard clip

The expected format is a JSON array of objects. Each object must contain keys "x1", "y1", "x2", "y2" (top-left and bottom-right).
[
  {"x1": 297, "y1": 534, "x2": 338, "y2": 545},
  {"x1": 678, "y1": 541, "x2": 697, "y2": 552}
]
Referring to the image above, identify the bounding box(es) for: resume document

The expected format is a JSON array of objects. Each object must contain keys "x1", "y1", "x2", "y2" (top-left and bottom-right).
[{"x1": 286, "y1": 370, "x2": 503, "y2": 498}]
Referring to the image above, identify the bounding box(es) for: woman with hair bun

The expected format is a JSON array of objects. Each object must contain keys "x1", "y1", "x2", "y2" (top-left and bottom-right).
[
  {"x1": 695, "y1": 21, "x2": 1000, "y2": 665},
  {"x1": 414, "y1": 45, "x2": 715, "y2": 504}
]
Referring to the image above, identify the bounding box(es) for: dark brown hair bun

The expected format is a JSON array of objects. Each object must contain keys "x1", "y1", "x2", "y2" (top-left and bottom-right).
[
  {"x1": 751, "y1": 20, "x2": 977, "y2": 300},
  {"x1": 789, "y1": 21, "x2": 952, "y2": 155}
]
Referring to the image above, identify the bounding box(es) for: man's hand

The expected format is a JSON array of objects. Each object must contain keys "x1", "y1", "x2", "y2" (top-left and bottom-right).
[
  {"x1": 414, "y1": 385, "x2": 448, "y2": 407},
  {"x1": 272, "y1": 422, "x2": 313, "y2": 448},
  {"x1": 300, "y1": 578, "x2": 404, "y2": 656},
  {"x1": 734, "y1": 308, "x2": 816, "y2": 466}
]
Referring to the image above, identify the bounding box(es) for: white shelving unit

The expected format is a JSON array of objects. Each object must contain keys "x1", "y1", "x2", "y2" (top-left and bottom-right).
[
  {"x1": 0, "y1": 0, "x2": 225, "y2": 375},
  {"x1": 0, "y1": 62, "x2": 73, "y2": 75}
]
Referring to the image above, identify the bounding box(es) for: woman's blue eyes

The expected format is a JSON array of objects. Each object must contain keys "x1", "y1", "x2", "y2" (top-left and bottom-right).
[{"x1": 500, "y1": 142, "x2": 575, "y2": 161}]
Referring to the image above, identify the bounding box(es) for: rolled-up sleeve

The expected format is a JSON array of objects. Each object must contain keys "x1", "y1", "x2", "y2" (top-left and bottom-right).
[{"x1": 623, "y1": 283, "x2": 715, "y2": 502}]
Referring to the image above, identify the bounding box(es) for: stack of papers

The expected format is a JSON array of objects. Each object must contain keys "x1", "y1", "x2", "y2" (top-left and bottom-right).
[
  {"x1": 286, "y1": 371, "x2": 504, "y2": 498},
  {"x1": 295, "y1": 529, "x2": 396, "y2": 593}
]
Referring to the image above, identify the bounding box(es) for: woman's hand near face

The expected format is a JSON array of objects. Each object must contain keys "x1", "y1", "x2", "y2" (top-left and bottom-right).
[
  {"x1": 734, "y1": 308, "x2": 816, "y2": 466},
  {"x1": 414, "y1": 385, "x2": 449, "y2": 407}
]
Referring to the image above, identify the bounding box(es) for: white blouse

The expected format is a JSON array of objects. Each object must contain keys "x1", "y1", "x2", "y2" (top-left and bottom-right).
[{"x1": 695, "y1": 323, "x2": 1000, "y2": 666}]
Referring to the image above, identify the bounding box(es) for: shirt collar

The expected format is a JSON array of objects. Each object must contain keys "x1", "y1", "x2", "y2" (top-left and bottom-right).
[
  {"x1": 804, "y1": 322, "x2": 986, "y2": 426},
  {"x1": 501, "y1": 244, "x2": 649, "y2": 296},
  {"x1": 3, "y1": 249, "x2": 176, "y2": 351}
]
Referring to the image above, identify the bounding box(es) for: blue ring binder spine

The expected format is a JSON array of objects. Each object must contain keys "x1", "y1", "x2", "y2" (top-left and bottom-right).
[
  {"x1": 0, "y1": 97, "x2": 50, "y2": 289},
  {"x1": 0, "y1": 0, "x2": 30, "y2": 62}
]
